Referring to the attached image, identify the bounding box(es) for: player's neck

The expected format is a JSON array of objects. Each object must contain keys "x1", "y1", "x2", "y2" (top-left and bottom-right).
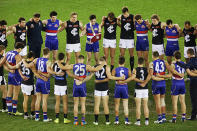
[
  {"x1": 119, "y1": 64, "x2": 124, "y2": 67},
  {"x1": 175, "y1": 59, "x2": 181, "y2": 62},
  {"x1": 43, "y1": 55, "x2": 49, "y2": 59},
  {"x1": 138, "y1": 64, "x2": 143, "y2": 67}
]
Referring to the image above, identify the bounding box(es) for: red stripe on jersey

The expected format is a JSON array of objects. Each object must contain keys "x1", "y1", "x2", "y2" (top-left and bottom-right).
[
  {"x1": 167, "y1": 35, "x2": 179, "y2": 39},
  {"x1": 46, "y1": 30, "x2": 57, "y2": 33},
  {"x1": 9, "y1": 63, "x2": 16, "y2": 66},
  {"x1": 87, "y1": 33, "x2": 94, "y2": 36},
  {"x1": 153, "y1": 72, "x2": 165, "y2": 75},
  {"x1": 136, "y1": 30, "x2": 148, "y2": 34},
  {"x1": 79, "y1": 75, "x2": 86, "y2": 78},
  {"x1": 173, "y1": 74, "x2": 182, "y2": 78}
]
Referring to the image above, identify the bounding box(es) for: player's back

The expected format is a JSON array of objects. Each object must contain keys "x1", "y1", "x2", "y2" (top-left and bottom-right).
[
  {"x1": 53, "y1": 62, "x2": 67, "y2": 86},
  {"x1": 115, "y1": 66, "x2": 129, "y2": 86},
  {"x1": 172, "y1": 61, "x2": 185, "y2": 80},
  {"x1": 21, "y1": 61, "x2": 34, "y2": 85},
  {"x1": 36, "y1": 57, "x2": 49, "y2": 81},
  {"x1": 73, "y1": 63, "x2": 87, "y2": 87},
  {"x1": 6, "y1": 50, "x2": 19, "y2": 75},
  {"x1": 135, "y1": 67, "x2": 148, "y2": 89}
]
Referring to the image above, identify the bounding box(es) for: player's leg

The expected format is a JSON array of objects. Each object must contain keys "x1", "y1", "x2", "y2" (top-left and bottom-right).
[
  {"x1": 143, "y1": 51, "x2": 149, "y2": 68},
  {"x1": 179, "y1": 94, "x2": 186, "y2": 121},
  {"x1": 66, "y1": 52, "x2": 72, "y2": 65},
  {"x1": 103, "y1": 47, "x2": 109, "y2": 64},
  {"x1": 94, "y1": 52, "x2": 99, "y2": 65},
  {"x1": 171, "y1": 95, "x2": 178, "y2": 123},
  {"x1": 23, "y1": 93, "x2": 29, "y2": 119},
  {"x1": 153, "y1": 94, "x2": 162, "y2": 123},
  {"x1": 94, "y1": 95, "x2": 101, "y2": 124},
  {"x1": 167, "y1": 56, "x2": 172, "y2": 65},
  {"x1": 110, "y1": 47, "x2": 116, "y2": 71},
  {"x1": 35, "y1": 92, "x2": 41, "y2": 120},
  {"x1": 137, "y1": 51, "x2": 143, "y2": 58},
  {"x1": 143, "y1": 97, "x2": 149, "y2": 125},
  {"x1": 75, "y1": 51, "x2": 80, "y2": 64},
  {"x1": 122, "y1": 99, "x2": 130, "y2": 124},
  {"x1": 52, "y1": 50, "x2": 58, "y2": 62},
  {"x1": 87, "y1": 52, "x2": 92, "y2": 65},
  {"x1": 42, "y1": 94, "x2": 50, "y2": 121},
  {"x1": 135, "y1": 97, "x2": 141, "y2": 126},
  {"x1": 114, "y1": 98, "x2": 120, "y2": 124},
  {"x1": 128, "y1": 48, "x2": 134, "y2": 71},
  {"x1": 12, "y1": 85, "x2": 21, "y2": 115},
  {"x1": 120, "y1": 48, "x2": 126, "y2": 56},
  {"x1": 160, "y1": 94, "x2": 166, "y2": 122},
  {"x1": 6, "y1": 85, "x2": 13, "y2": 114},
  {"x1": 102, "y1": 94, "x2": 110, "y2": 124},
  {"x1": 54, "y1": 95, "x2": 60, "y2": 123},
  {"x1": 30, "y1": 95, "x2": 36, "y2": 118},
  {"x1": 80, "y1": 97, "x2": 86, "y2": 125},
  {"x1": 73, "y1": 97, "x2": 79, "y2": 125},
  {"x1": 0, "y1": 85, "x2": 7, "y2": 112},
  {"x1": 62, "y1": 94, "x2": 71, "y2": 123}
]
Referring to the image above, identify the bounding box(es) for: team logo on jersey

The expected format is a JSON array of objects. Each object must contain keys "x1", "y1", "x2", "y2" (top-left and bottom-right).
[
  {"x1": 68, "y1": 25, "x2": 72, "y2": 27},
  {"x1": 172, "y1": 30, "x2": 177, "y2": 33},
  {"x1": 18, "y1": 30, "x2": 21, "y2": 33},
  {"x1": 54, "y1": 24, "x2": 58, "y2": 27},
  {"x1": 141, "y1": 25, "x2": 145, "y2": 28},
  {"x1": 73, "y1": 25, "x2": 79, "y2": 27},
  {"x1": 30, "y1": 24, "x2": 34, "y2": 28},
  {"x1": 122, "y1": 19, "x2": 126, "y2": 21},
  {"x1": 48, "y1": 24, "x2": 52, "y2": 27},
  {"x1": 22, "y1": 30, "x2": 26, "y2": 33}
]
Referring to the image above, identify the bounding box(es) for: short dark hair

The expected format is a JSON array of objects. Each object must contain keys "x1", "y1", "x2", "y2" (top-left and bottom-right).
[
  {"x1": 166, "y1": 19, "x2": 173, "y2": 25},
  {"x1": 18, "y1": 17, "x2": 25, "y2": 23},
  {"x1": 99, "y1": 56, "x2": 106, "y2": 62},
  {"x1": 153, "y1": 51, "x2": 159, "y2": 58},
  {"x1": 33, "y1": 13, "x2": 40, "y2": 18},
  {"x1": 70, "y1": 12, "x2": 78, "y2": 17},
  {"x1": 151, "y1": 14, "x2": 160, "y2": 21},
  {"x1": 138, "y1": 57, "x2": 144, "y2": 65},
  {"x1": 174, "y1": 51, "x2": 181, "y2": 59},
  {"x1": 89, "y1": 15, "x2": 96, "y2": 20},
  {"x1": 0, "y1": 45, "x2": 5, "y2": 52},
  {"x1": 122, "y1": 6, "x2": 129, "y2": 13},
  {"x1": 0, "y1": 20, "x2": 7, "y2": 26},
  {"x1": 119, "y1": 56, "x2": 125, "y2": 65},
  {"x1": 15, "y1": 42, "x2": 24, "y2": 49},
  {"x1": 108, "y1": 12, "x2": 115, "y2": 20},
  {"x1": 27, "y1": 51, "x2": 35, "y2": 59},
  {"x1": 135, "y1": 14, "x2": 142, "y2": 20},
  {"x1": 78, "y1": 55, "x2": 84, "y2": 59},
  {"x1": 43, "y1": 47, "x2": 50, "y2": 55},
  {"x1": 50, "y1": 11, "x2": 57, "y2": 17},
  {"x1": 58, "y1": 53, "x2": 65, "y2": 61},
  {"x1": 187, "y1": 48, "x2": 195, "y2": 55},
  {"x1": 184, "y1": 21, "x2": 191, "y2": 26}
]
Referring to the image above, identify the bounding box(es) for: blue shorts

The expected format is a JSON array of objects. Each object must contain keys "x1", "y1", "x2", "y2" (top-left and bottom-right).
[
  {"x1": 165, "y1": 41, "x2": 179, "y2": 56},
  {"x1": 114, "y1": 84, "x2": 129, "y2": 99},
  {"x1": 171, "y1": 79, "x2": 186, "y2": 95},
  {"x1": 45, "y1": 37, "x2": 59, "y2": 51},
  {"x1": 73, "y1": 81, "x2": 86, "y2": 97},
  {"x1": 85, "y1": 42, "x2": 99, "y2": 52},
  {"x1": 136, "y1": 36, "x2": 149, "y2": 51},
  {"x1": 8, "y1": 72, "x2": 21, "y2": 86},
  {"x1": 152, "y1": 80, "x2": 166, "y2": 95},
  {"x1": 36, "y1": 78, "x2": 50, "y2": 94}
]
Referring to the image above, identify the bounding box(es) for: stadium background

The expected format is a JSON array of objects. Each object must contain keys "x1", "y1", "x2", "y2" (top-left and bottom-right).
[{"x1": 0, "y1": 0, "x2": 197, "y2": 130}]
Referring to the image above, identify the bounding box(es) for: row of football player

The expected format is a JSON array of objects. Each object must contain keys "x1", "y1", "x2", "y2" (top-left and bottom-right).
[
  {"x1": 0, "y1": 7, "x2": 197, "y2": 73},
  {"x1": 1, "y1": 42, "x2": 197, "y2": 125}
]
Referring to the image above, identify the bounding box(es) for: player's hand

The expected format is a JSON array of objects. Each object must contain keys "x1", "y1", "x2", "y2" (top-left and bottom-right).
[
  {"x1": 140, "y1": 82, "x2": 146, "y2": 87},
  {"x1": 9, "y1": 70, "x2": 15, "y2": 73},
  {"x1": 120, "y1": 75, "x2": 125, "y2": 80},
  {"x1": 22, "y1": 76, "x2": 29, "y2": 81},
  {"x1": 56, "y1": 71, "x2": 65, "y2": 76},
  {"x1": 75, "y1": 80, "x2": 82, "y2": 85},
  {"x1": 42, "y1": 77, "x2": 48, "y2": 82}
]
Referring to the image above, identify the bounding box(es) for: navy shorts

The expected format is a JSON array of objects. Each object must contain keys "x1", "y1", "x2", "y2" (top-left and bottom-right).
[
  {"x1": 8, "y1": 72, "x2": 21, "y2": 86},
  {"x1": 114, "y1": 84, "x2": 129, "y2": 99},
  {"x1": 165, "y1": 41, "x2": 179, "y2": 56},
  {"x1": 152, "y1": 80, "x2": 166, "y2": 95},
  {"x1": 85, "y1": 42, "x2": 99, "y2": 52},
  {"x1": 171, "y1": 79, "x2": 186, "y2": 95},
  {"x1": 136, "y1": 36, "x2": 149, "y2": 51},
  {"x1": 45, "y1": 37, "x2": 59, "y2": 51},
  {"x1": 73, "y1": 81, "x2": 87, "y2": 97},
  {"x1": 36, "y1": 78, "x2": 50, "y2": 94}
]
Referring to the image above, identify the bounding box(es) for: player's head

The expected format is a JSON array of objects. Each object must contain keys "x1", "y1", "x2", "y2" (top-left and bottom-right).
[
  {"x1": 70, "y1": 12, "x2": 78, "y2": 22},
  {"x1": 173, "y1": 51, "x2": 181, "y2": 60},
  {"x1": 33, "y1": 13, "x2": 40, "y2": 23},
  {"x1": 18, "y1": 17, "x2": 26, "y2": 27},
  {"x1": 166, "y1": 19, "x2": 173, "y2": 28},
  {"x1": 89, "y1": 15, "x2": 96, "y2": 25},
  {"x1": 0, "y1": 45, "x2": 5, "y2": 55},
  {"x1": 50, "y1": 11, "x2": 57, "y2": 21},
  {"x1": 99, "y1": 56, "x2": 106, "y2": 65},
  {"x1": 15, "y1": 42, "x2": 24, "y2": 52},
  {"x1": 43, "y1": 47, "x2": 50, "y2": 58},
  {"x1": 187, "y1": 48, "x2": 195, "y2": 58},
  {"x1": 135, "y1": 14, "x2": 143, "y2": 24},
  {"x1": 184, "y1": 21, "x2": 191, "y2": 29},
  {"x1": 58, "y1": 52, "x2": 65, "y2": 61},
  {"x1": 122, "y1": 6, "x2": 129, "y2": 14},
  {"x1": 78, "y1": 55, "x2": 85, "y2": 63},
  {"x1": 151, "y1": 14, "x2": 160, "y2": 25},
  {"x1": 152, "y1": 51, "x2": 159, "y2": 59},
  {"x1": 107, "y1": 12, "x2": 115, "y2": 22},
  {"x1": 0, "y1": 20, "x2": 7, "y2": 29},
  {"x1": 119, "y1": 56, "x2": 125, "y2": 65},
  {"x1": 138, "y1": 57, "x2": 144, "y2": 65},
  {"x1": 27, "y1": 51, "x2": 35, "y2": 61}
]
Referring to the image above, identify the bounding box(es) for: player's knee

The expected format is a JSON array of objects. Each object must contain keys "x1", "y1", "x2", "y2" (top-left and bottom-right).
[{"x1": 160, "y1": 98, "x2": 166, "y2": 107}]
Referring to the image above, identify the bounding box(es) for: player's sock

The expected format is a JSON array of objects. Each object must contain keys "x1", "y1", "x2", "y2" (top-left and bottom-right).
[
  {"x1": 12, "y1": 100, "x2": 18, "y2": 113},
  {"x1": 6, "y1": 97, "x2": 12, "y2": 113},
  {"x1": 115, "y1": 116, "x2": 119, "y2": 121},
  {"x1": 43, "y1": 112, "x2": 48, "y2": 119},
  {"x1": 64, "y1": 114, "x2": 67, "y2": 118},
  {"x1": 31, "y1": 111, "x2": 35, "y2": 116},
  {"x1": 24, "y1": 112, "x2": 28, "y2": 116},
  {"x1": 81, "y1": 116, "x2": 85, "y2": 122},
  {"x1": 2, "y1": 98, "x2": 6, "y2": 110},
  {"x1": 137, "y1": 119, "x2": 140, "y2": 122},
  {"x1": 105, "y1": 114, "x2": 109, "y2": 122},
  {"x1": 182, "y1": 113, "x2": 186, "y2": 119},
  {"x1": 94, "y1": 114, "x2": 98, "y2": 122},
  {"x1": 145, "y1": 118, "x2": 149, "y2": 121},
  {"x1": 172, "y1": 114, "x2": 177, "y2": 120},
  {"x1": 35, "y1": 111, "x2": 40, "y2": 119},
  {"x1": 125, "y1": 117, "x2": 129, "y2": 122},
  {"x1": 158, "y1": 114, "x2": 162, "y2": 121},
  {"x1": 111, "y1": 65, "x2": 114, "y2": 72},
  {"x1": 74, "y1": 117, "x2": 78, "y2": 122},
  {"x1": 56, "y1": 113, "x2": 59, "y2": 118},
  {"x1": 162, "y1": 113, "x2": 166, "y2": 119},
  {"x1": 130, "y1": 56, "x2": 134, "y2": 72}
]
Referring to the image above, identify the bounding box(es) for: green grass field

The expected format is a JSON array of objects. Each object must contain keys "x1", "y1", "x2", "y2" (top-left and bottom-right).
[{"x1": 0, "y1": 0, "x2": 197, "y2": 130}]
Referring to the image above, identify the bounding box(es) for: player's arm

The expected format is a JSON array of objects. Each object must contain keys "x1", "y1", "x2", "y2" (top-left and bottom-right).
[
  {"x1": 98, "y1": 24, "x2": 102, "y2": 34},
  {"x1": 106, "y1": 65, "x2": 125, "y2": 80},
  {"x1": 139, "y1": 69, "x2": 152, "y2": 87},
  {"x1": 18, "y1": 65, "x2": 29, "y2": 81},
  {"x1": 161, "y1": 22, "x2": 167, "y2": 29},
  {"x1": 31, "y1": 65, "x2": 48, "y2": 81},
  {"x1": 3, "y1": 63, "x2": 14, "y2": 73},
  {"x1": 57, "y1": 61, "x2": 73, "y2": 70},
  {"x1": 0, "y1": 55, "x2": 7, "y2": 67},
  {"x1": 58, "y1": 21, "x2": 66, "y2": 33},
  {"x1": 174, "y1": 24, "x2": 182, "y2": 34},
  {"x1": 79, "y1": 21, "x2": 84, "y2": 31},
  {"x1": 100, "y1": 16, "x2": 106, "y2": 28},
  {"x1": 6, "y1": 26, "x2": 16, "y2": 36},
  {"x1": 75, "y1": 73, "x2": 94, "y2": 85},
  {"x1": 42, "y1": 19, "x2": 48, "y2": 26},
  {"x1": 117, "y1": 69, "x2": 135, "y2": 84},
  {"x1": 149, "y1": 62, "x2": 164, "y2": 81},
  {"x1": 117, "y1": 15, "x2": 121, "y2": 27},
  {"x1": 80, "y1": 24, "x2": 86, "y2": 37},
  {"x1": 22, "y1": 58, "x2": 36, "y2": 68},
  {"x1": 66, "y1": 70, "x2": 83, "y2": 80},
  {"x1": 145, "y1": 19, "x2": 151, "y2": 29},
  {"x1": 186, "y1": 68, "x2": 197, "y2": 76},
  {"x1": 87, "y1": 64, "x2": 104, "y2": 72}
]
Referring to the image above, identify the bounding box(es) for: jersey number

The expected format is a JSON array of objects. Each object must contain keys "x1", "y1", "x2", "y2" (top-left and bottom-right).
[
  {"x1": 7, "y1": 53, "x2": 15, "y2": 63},
  {"x1": 38, "y1": 60, "x2": 45, "y2": 72},
  {"x1": 155, "y1": 61, "x2": 165, "y2": 73},
  {"x1": 74, "y1": 65, "x2": 85, "y2": 76},
  {"x1": 139, "y1": 69, "x2": 144, "y2": 80},
  {"x1": 95, "y1": 67, "x2": 105, "y2": 79}
]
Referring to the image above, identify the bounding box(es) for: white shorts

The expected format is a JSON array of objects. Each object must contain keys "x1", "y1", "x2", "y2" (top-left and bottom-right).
[
  {"x1": 66, "y1": 43, "x2": 81, "y2": 53},
  {"x1": 94, "y1": 90, "x2": 108, "y2": 97},
  {"x1": 135, "y1": 89, "x2": 148, "y2": 98},
  {"x1": 119, "y1": 39, "x2": 134, "y2": 49},
  {"x1": 54, "y1": 85, "x2": 67, "y2": 96},
  {"x1": 152, "y1": 44, "x2": 165, "y2": 55},
  {"x1": 184, "y1": 46, "x2": 197, "y2": 58},
  {"x1": 103, "y1": 38, "x2": 116, "y2": 48},
  {"x1": 19, "y1": 46, "x2": 27, "y2": 56},
  {"x1": 21, "y1": 84, "x2": 35, "y2": 96}
]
